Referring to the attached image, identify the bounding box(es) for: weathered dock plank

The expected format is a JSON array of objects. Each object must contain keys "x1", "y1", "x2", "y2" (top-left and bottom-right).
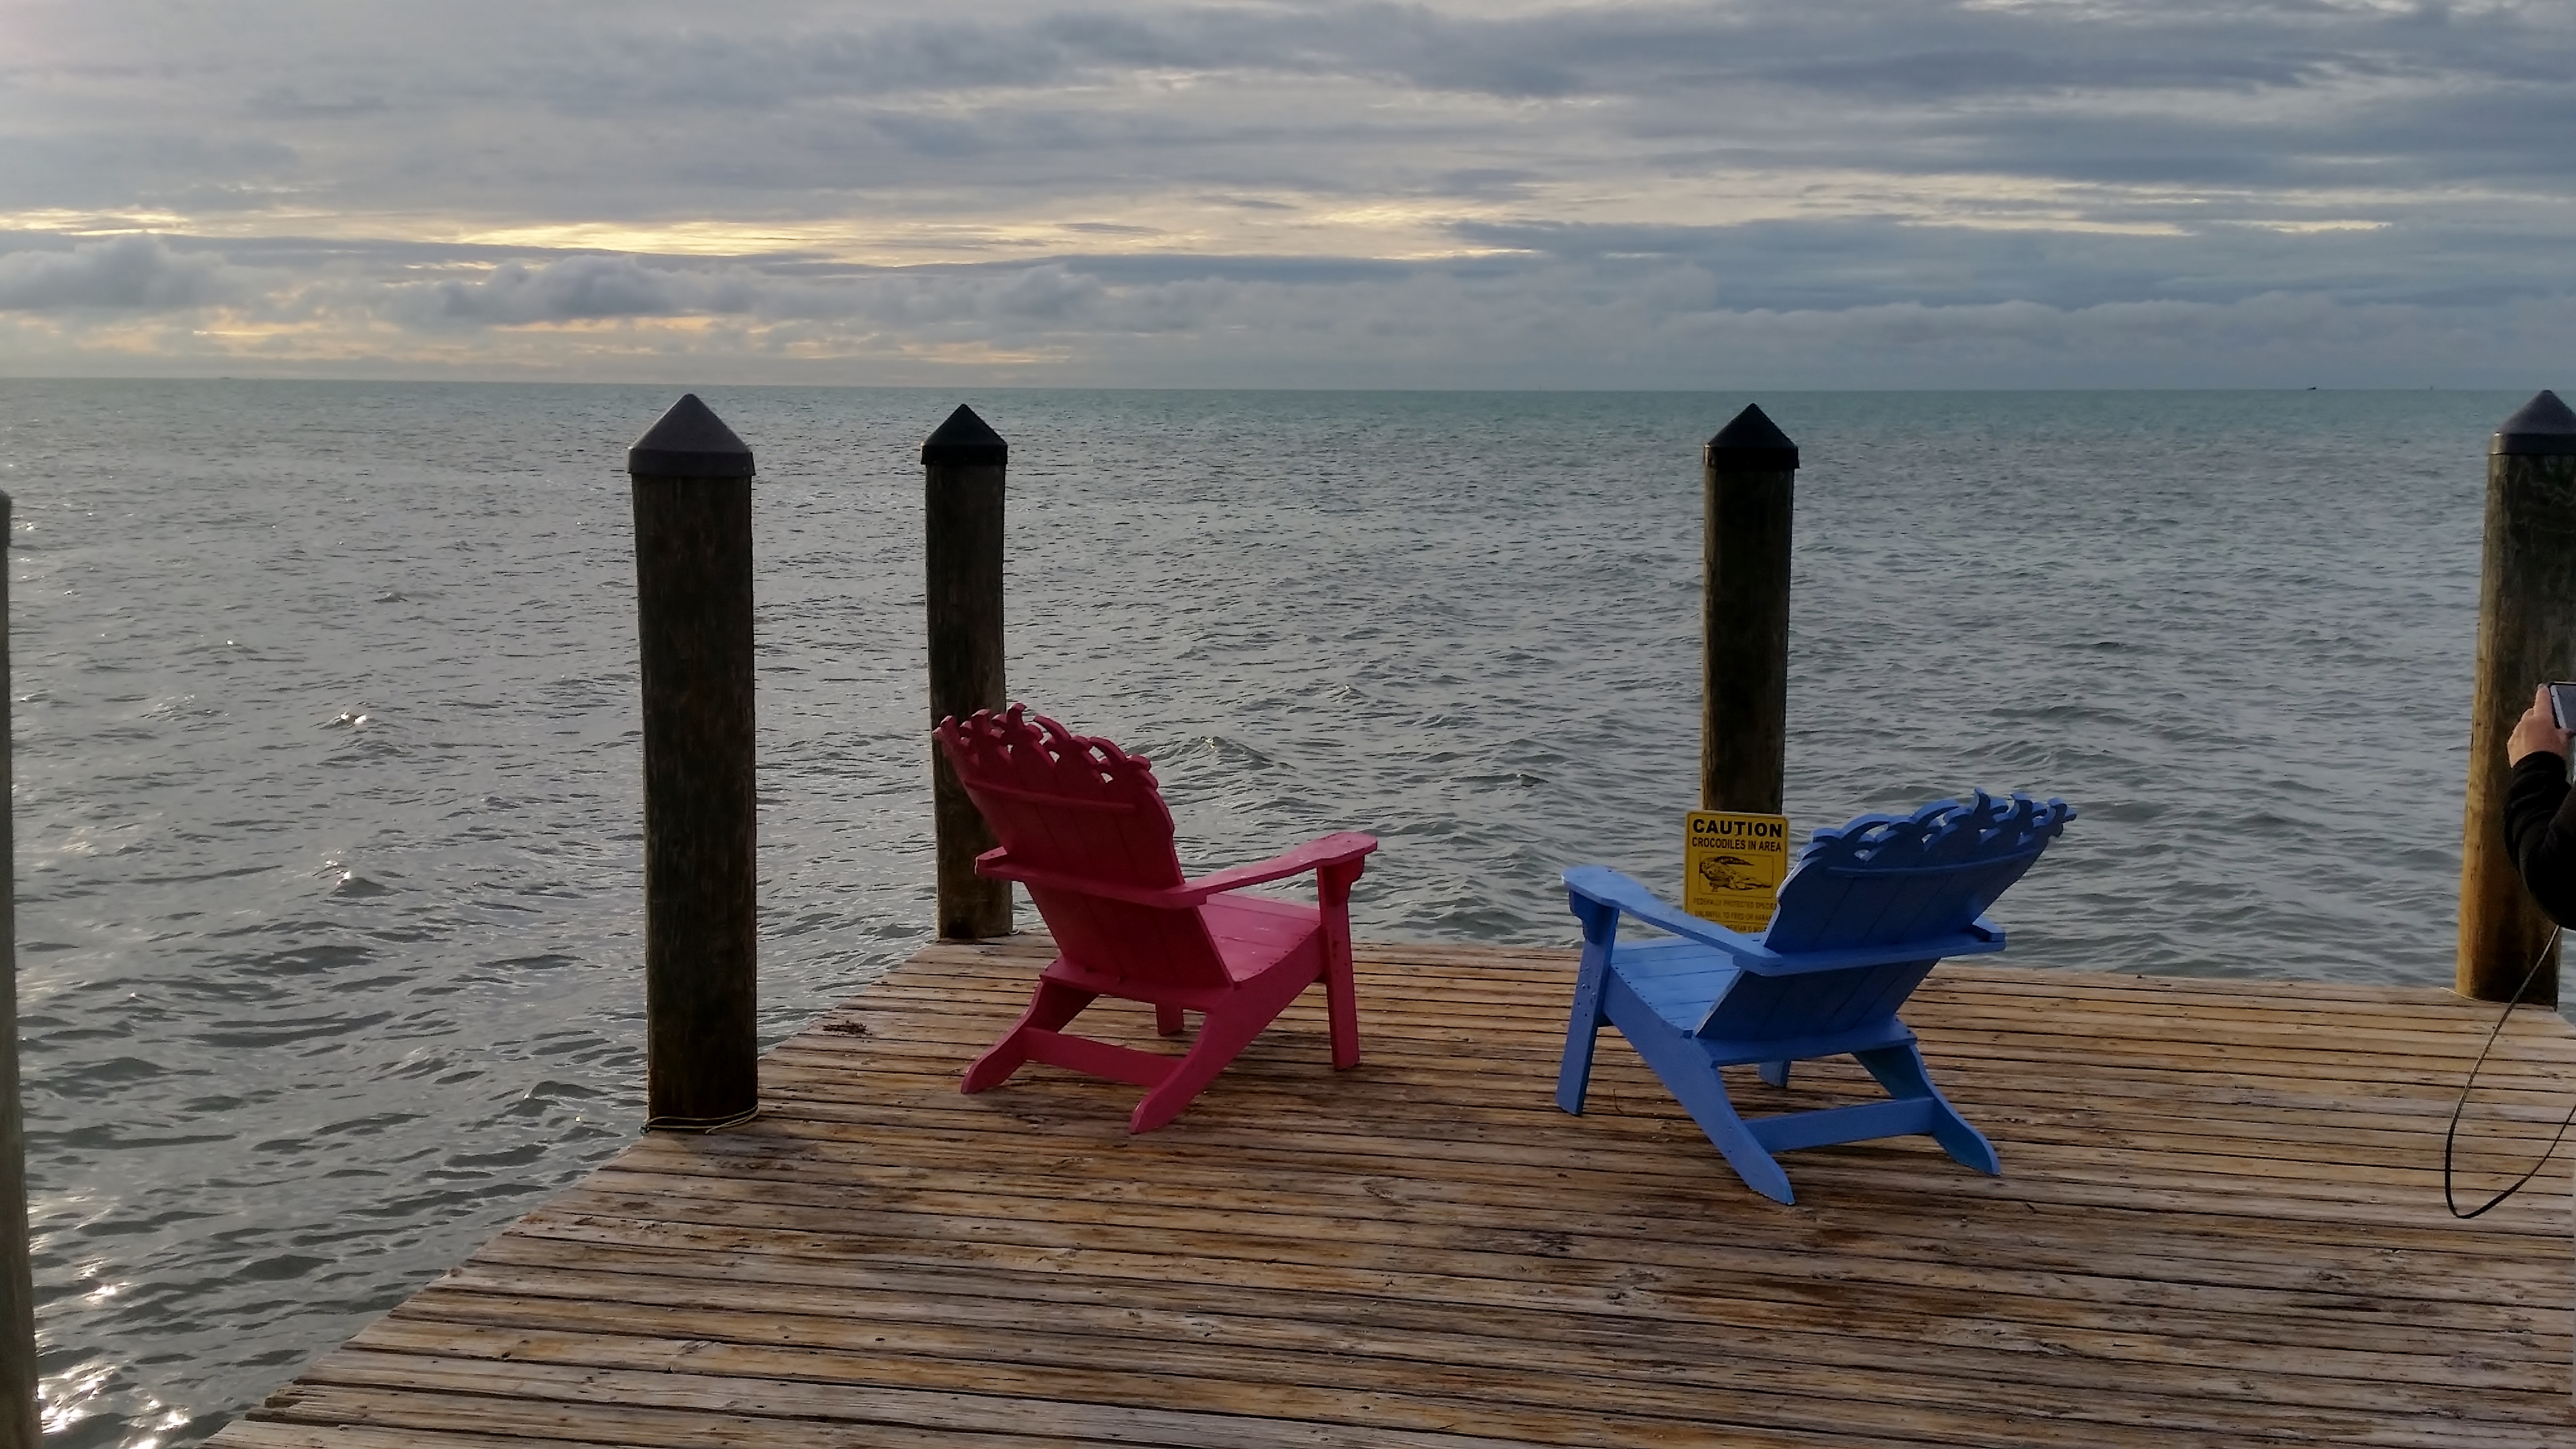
[{"x1": 215, "y1": 936, "x2": 2576, "y2": 1448}]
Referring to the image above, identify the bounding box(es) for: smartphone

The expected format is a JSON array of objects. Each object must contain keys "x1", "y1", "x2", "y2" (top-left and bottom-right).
[{"x1": 2550, "y1": 682, "x2": 2576, "y2": 730}]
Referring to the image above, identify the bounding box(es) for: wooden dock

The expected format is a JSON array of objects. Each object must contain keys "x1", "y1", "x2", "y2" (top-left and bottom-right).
[{"x1": 212, "y1": 936, "x2": 2576, "y2": 1448}]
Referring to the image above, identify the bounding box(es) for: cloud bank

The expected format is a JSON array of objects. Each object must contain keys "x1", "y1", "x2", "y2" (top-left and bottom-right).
[{"x1": 1, "y1": 0, "x2": 2570, "y2": 385}]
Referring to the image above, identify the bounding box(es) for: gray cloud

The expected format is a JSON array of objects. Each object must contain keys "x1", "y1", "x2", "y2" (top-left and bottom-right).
[
  {"x1": 246, "y1": 88, "x2": 389, "y2": 121},
  {"x1": 491, "y1": 1, "x2": 2576, "y2": 186},
  {"x1": 1451, "y1": 215, "x2": 2576, "y2": 311},
  {"x1": 277, "y1": 0, "x2": 2540, "y2": 245},
  {"x1": 533, "y1": 1, "x2": 2517, "y2": 108},
  {"x1": 0, "y1": 227, "x2": 2561, "y2": 391},
  {"x1": 6, "y1": 242, "x2": 2560, "y2": 391},
  {"x1": 404, "y1": 255, "x2": 763, "y2": 324},
  {"x1": 17, "y1": 1, "x2": 2569, "y2": 208},
  {"x1": 0, "y1": 0, "x2": 2571, "y2": 383},
  {"x1": 0, "y1": 235, "x2": 241, "y2": 310},
  {"x1": 0, "y1": 130, "x2": 299, "y2": 212}
]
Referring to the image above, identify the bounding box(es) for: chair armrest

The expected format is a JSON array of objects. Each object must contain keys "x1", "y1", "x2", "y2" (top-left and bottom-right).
[
  {"x1": 1730, "y1": 929, "x2": 2006, "y2": 975},
  {"x1": 1184, "y1": 831, "x2": 1378, "y2": 901},
  {"x1": 1562, "y1": 865, "x2": 1784, "y2": 965},
  {"x1": 1563, "y1": 866, "x2": 2010, "y2": 974},
  {"x1": 977, "y1": 832, "x2": 1378, "y2": 911}
]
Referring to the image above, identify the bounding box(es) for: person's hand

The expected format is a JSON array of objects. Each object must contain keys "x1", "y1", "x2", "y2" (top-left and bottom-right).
[{"x1": 2509, "y1": 683, "x2": 2571, "y2": 764}]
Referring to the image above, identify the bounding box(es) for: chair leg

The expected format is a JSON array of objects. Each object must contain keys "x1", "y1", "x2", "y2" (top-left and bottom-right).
[
  {"x1": 1757, "y1": 1060, "x2": 1792, "y2": 1089},
  {"x1": 964, "y1": 979, "x2": 1097, "y2": 1095},
  {"x1": 1854, "y1": 1042, "x2": 1999, "y2": 1175},
  {"x1": 1323, "y1": 949, "x2": 1360, "y2": 1071},
  {"x1": 1319, "y1": 863, "x2": 1362, "y2": 1070},
  {"x1": 1610, "y1": 1011, "x2": 1797, "y2": 1204},
  {"x1": 1555, "y1": 953, "x2": 1611, "y2": 1114},
  {"x1": 1665, "y1": 1057, "x2": 1797, "y2": 1205},
  {"x1": 1155, "y1": 1003, "x2": 1187, "y2": 1037},
  {"x1": 1128, "y1": 999, "x2": 1272, "y2": 1134}
]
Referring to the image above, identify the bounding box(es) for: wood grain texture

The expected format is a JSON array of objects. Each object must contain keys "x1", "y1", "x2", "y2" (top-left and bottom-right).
[
  {"x1": 1699, "y1": 457, "x2": 1793, "y2": 816},
  {"x1": 924, "y1": 446, "x2": 1012, "y2": 942},
  {"x1": 2458, "y1": 451, "x2": 2576, "y2": 1003},
  {"x1": 209, "y1": 939, "x2": 2576, "y2": 1448},
  {"x1": 629, "y1": 471, "x2": 758, "y2": 1128}
]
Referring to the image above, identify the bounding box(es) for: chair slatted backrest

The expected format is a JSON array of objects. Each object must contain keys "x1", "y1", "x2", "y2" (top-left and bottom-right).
[
  {"x1": 1697, "y1": 793, "x2": 2075, "y2": 1043},
  {"x1": 1696, "y1": 960, "x2": 1946, "y2": 1046},
  {"x1": 935, "y1": 706, "x2": 1229, "y2": 988}
]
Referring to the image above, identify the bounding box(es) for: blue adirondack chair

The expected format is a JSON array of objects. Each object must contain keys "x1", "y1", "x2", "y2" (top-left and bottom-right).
[{"x1": 1559, "y1": 791, "x2": 2075, "y2": 1204}]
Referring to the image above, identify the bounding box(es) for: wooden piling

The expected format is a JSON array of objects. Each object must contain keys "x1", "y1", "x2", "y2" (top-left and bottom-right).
[
  {"x1": 1700, "y1": 405, "x2": 1799, "y2": 815},
  {"x1": 628, "y1": 395, "x2": 760, "y2": 1128},
  {"x1": 2458, "y1": 389, "x2": 2576, "y2": 1005},
  {"x1": 923, "y1": 404, "x2": 1012, "y2": 941},
  {"x1": 0, "y1": 491, "x2": 34, "y2": 1449}
]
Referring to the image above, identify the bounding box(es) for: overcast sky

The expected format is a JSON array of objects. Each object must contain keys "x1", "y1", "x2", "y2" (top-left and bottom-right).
[{"x1": 1, "y1": 0, "x2": 2570, "y2": 386}]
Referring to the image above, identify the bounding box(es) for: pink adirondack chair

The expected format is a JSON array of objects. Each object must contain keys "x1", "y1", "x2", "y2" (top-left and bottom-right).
[{"x1": 932, "y1": 705, "x2": 1379, "y2": 1132}]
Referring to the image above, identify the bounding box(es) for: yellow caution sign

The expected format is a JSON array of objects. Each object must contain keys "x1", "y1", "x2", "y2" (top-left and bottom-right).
[{"x1": 1683, "y1": 810, "x2": 1791, "y2": 934}]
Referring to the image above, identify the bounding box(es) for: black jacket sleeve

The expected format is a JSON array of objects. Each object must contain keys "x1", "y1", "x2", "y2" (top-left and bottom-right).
[{"x1": 2503, "y1": 751, "x2": 2576, "y2": 926}]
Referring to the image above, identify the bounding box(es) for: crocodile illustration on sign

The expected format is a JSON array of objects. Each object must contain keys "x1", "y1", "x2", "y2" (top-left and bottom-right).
[{"x1": 1696, "y1": 853, "x2": 1771, "y2": 891}]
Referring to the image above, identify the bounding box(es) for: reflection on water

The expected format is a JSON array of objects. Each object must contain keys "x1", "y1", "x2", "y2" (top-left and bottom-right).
[{"x1": 0, "y1": 380, "x2": 2519, "y2": 1444}]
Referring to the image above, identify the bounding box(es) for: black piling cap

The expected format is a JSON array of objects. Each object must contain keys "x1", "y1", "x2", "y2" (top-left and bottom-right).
[
  {"x1": 627, "y1": 394, "x2": 754, "y2": 478},
  {"x1": 922, "y1": 404, "x2": 1007, "y2": 467},
  {"x1": 2494, "y1": 390, "x2": 2576, "y2": 457},
  {"x1": 1704, "y1": 403, "x2": 1799, "y2": 471}
]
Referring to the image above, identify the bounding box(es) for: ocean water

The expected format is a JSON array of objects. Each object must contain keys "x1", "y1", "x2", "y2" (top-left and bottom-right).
[{"x1": 0, "y1": 379, "x2": 2533, "y2": 1445}]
